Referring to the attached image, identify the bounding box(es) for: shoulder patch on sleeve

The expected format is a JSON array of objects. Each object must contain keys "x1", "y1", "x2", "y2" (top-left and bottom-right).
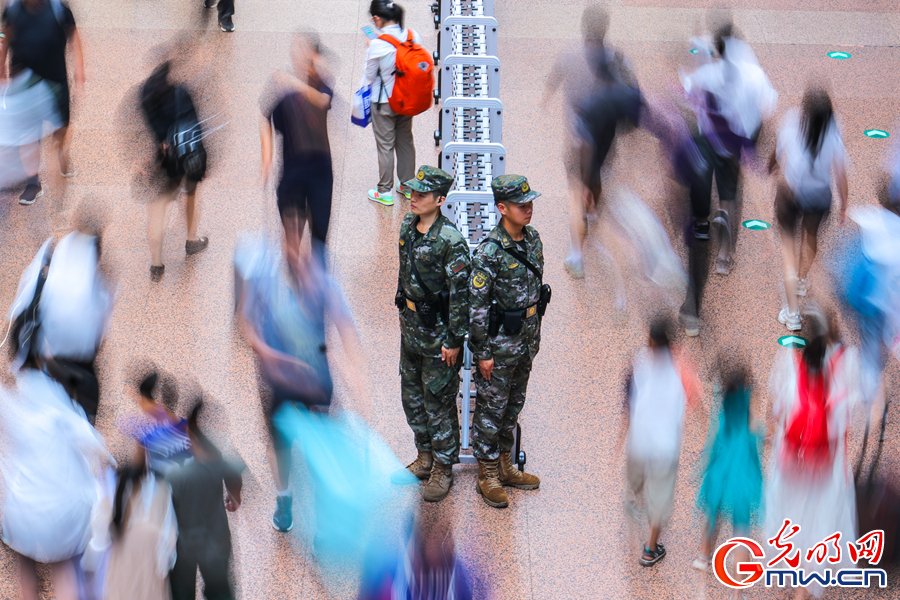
[
  {"x1": 451, "y1": 259, "x2": 466, "y2": 274},
  {"x1": 472, "y1": 270, "x2": 488, "y2": 289}
]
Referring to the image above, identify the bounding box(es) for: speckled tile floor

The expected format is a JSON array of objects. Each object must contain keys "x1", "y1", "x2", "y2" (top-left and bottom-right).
[{"x1": 1, "y1": 1, "x2": 899, "y2": 598}]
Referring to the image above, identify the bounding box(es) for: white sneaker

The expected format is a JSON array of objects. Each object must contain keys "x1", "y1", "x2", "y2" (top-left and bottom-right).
[
  {"x1": 796, "y1": 278, "x2": 810, "y2": 297},
  {"x1": 563, "y1": 255, "x2": 585, "y2": 279},
  {"x1": 778, "y1": 306, "x2": 802, "y2": 331},
  {"x1": 681, "y1": 313, "x2": 700, "y2": 337},
  {"x1": 368, "y1": 189, "x2": 394, "y2": 206}
]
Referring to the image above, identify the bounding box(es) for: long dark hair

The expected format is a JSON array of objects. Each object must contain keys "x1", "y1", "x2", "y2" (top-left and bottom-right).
[
  {"x1": 713, "y1": 22, "x2": 734, "y2": 58},
  {"x1": 801, "y1": 88, "x2": 834, "y2": 160},
  {"x1": 802, "y1": 333, "x2": 828, "y2": 373},
  {"x1": 370, "y1": 0, "x2": 404, "y2": 28},
  {"x1": 112, "y1": 456, "x2": 148, "y2": 536}
]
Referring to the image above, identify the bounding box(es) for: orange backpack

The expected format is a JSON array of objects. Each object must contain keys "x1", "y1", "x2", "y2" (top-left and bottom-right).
[{"x1": 378, "y1": 30, "x2": 434, "y2": 117}]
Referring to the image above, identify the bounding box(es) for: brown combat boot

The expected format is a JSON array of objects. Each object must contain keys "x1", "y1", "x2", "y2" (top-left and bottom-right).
[
  {"x1": 391, "y1": 450, "x2": 432, "y2": 484},
  {"x1": 422, "y1": 461, "x2": 453, "y2": 502},
  {"x1": 476, "y1": 458, "x2": 509, "y2": 508},
  {"x1": 498, "y1": 452, "x2": 540, "y2": 490}
]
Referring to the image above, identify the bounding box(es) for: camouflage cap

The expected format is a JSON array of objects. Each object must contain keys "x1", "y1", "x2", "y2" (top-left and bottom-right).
[
  {"x1": 491, "y1": 174, "x2": 540, "y2": 204},
  {"x1": 404, "y1": 166, "x2": 454, "y2": 195}
]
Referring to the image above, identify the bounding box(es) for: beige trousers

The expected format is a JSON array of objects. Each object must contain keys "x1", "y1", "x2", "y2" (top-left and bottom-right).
[{"x1": 372, "y1": 102, "x2": 415, "y2": 193}]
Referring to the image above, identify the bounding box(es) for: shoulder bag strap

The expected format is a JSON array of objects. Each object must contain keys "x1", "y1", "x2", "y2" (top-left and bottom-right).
[
  {"x1": 406, "y1": 232, "x2": 437, "y2": 300},
  {"x1": 484, "y1": 238, "x2": 542, "y2": 283}
]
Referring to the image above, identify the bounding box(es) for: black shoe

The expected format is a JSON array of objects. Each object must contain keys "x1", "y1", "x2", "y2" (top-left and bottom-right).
[
  {"x1": 150, "y1": 265, "x2": 165, "y2": 282},
  {"x1": 693, "y1": 221, "x2": 710, "y2": 240},
  {"x1": 185, "y1": 236, "x2": 210, "y2": 256},
  {"x1": 219, "y1": 16, "x2": 234, "y2": 32},
  {"x1": 19, "y1": 182, "x2": 43, "y2": 205},
  {"x1": 204, "y1": 0, "x2": 217, "y2": 7}
]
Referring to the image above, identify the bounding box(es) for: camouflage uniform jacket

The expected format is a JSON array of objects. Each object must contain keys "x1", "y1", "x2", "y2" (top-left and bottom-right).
[
  {"x1": 469, "y1": 223, "x2": 544, "y2": 364},
  {"x1": 398, "y1": 213, "x2": 471, "y2": 357}
]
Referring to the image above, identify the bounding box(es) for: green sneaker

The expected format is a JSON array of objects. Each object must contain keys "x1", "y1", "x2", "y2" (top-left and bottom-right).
[
  {"x1": 368, "y1": 189, "x2": 394, "y2": 206},
  {"x1": 397, "y1": 184, "x2": 412, "y2": 200},
  {"x1": 272, "y1": 495, "x2": 293, "y2": 532}
]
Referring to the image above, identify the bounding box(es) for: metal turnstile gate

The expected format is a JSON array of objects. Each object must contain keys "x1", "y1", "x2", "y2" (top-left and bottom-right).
[{"x1": 429, "y1": 0, "x2": 525, "y2": 470}]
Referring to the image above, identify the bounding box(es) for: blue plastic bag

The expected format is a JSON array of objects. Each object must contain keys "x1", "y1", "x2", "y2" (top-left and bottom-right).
[
  {"x1": 351, "y1": 85, "x2": 372, "y2": 128},
  {"x1": 273, "y1": 404, "x2": 416, "y2": 557}
]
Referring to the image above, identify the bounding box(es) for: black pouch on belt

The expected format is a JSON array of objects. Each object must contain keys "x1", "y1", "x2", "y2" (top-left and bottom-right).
[
  {"x1": 395, "y1": 279, "x2": 406, "y2": 311},
  {"x1": 538, "y1": 283, "x2": 552, "y2": 317},
  {"x1": 417, "y1": 298, "x2": 438, "y2": 329},
  {"x1": 501, "y1": 309, "x2": 525, "y2": 335}
]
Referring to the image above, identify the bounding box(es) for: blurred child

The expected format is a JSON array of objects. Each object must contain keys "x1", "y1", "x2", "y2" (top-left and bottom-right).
[
  {"x1": 625, "y1": 319, "x2": 688, "y2": 566},
  {"x1": 692, "y1": 362, "x2": 763, "y2": 589},
  {"x1": 89, "y1": 446, "x2": 177, "y2": 600}
]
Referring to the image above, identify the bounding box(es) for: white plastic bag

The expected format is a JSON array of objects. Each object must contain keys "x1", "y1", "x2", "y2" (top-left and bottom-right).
[{"x1": 351, "y1": 85, "x2": 372, "y2": 128}]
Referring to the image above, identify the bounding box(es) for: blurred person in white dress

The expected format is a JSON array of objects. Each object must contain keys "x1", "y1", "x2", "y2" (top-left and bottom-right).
[
  {"x1": 765, "y1": 320, "x2": 859, "y2": 599},
  {"x1": 0, "y1": 362, "x2": 113, "y2": 600}
]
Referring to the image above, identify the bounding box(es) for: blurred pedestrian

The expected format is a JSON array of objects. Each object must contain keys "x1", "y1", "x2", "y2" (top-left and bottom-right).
[
  {"x1": 358, "y1": 520, "x2": 475, "y2": 600},
  {"x1": 235, "y1": 233, "x2": 367, "y2": 532},
  {"x1": 624, "y1": 319, "x2": 687, "y2": 566},
  {"x1": 541, "y1": 5, "x2": 638, "y2": 285},
  {"x1": 203, "y1": 0, "x2": 234, "y2": 32},
  {"x1": 261, "y1": 31, "x2": 334, "y2": 262},
  {"x1": 88, "y1": 446, "x2": 178, "y2": 600},
  {"x1": 140, "y1": 60, "x2": 209, "y2": 282},
  {"x1": 0, "y1": 0, "x2": 84, "y2": 205},
  {"x1": 839, "y1": 202, "x2": 900, "y2": 408},
  {"x1": 167, "y1": 401, "x2": 243, "y2": 600},
  {"x1": 681, "y1": 20, "x2": 776, "y2": 274},
  {"x1": 0, "y1": 64, "x2": 63, "y2": 189},
  {"x1": 765, "y1": 324, "x2": 858, "y2": 599},
  {"x1": 0, "y1": 363, "x2": 112, "y2": 600},
  {"x1": 692, "y1": 362, "x2": 763, "y2": 584},
  {"x1": 360, "y1": 0, "x2": 426, "y2": 206},
  {"x1": 116, "y1": 370, "x2": 192, "y2": 475},
  {"x1": 468, "y1": 175, "x2": 546, "y2": 509},
  {"x1": 37, "y1": 207, "x2": 112, "y2": 424},
  {"x1": 770, "y1": 86, "x2": 848, "y2": 331},
  {"x1": 392, "y1": 166, "x2": 470, "y2": 502}
]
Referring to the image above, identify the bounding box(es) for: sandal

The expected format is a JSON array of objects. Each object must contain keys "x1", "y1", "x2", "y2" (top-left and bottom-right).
[
  {"x1": 692, "y1": 555, "x2": 711, "y2": 571},
  {"x1": 639, "y1": 543, "x2": 667, "y2": 567}
]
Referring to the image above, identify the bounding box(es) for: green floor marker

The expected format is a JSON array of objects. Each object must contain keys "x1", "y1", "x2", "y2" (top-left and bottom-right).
[
  {"x1": 865, "y1": 129, "x2": 889, "y2": 139},
  {"x1": 742, "y1": 219, "x2": 771, "y2": 230},
  {"x1": 827, "y1": 51, "x2": 851, "y2": 59},
  {"x1": 778, "y1": 335, "x2": 807, "y2": 349}
]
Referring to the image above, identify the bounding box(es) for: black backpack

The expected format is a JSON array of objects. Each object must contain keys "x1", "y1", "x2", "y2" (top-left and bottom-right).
[{"x1": 166, "y1": 87, "x2": 207, "y2": 182}]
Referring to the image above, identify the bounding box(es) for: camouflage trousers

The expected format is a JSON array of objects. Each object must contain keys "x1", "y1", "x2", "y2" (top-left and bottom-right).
[
  {"x1": 399, "y1": 341, "x2": 462, "y2": 465},
  {"x1": 472, "y1": 357, "x2": 532, "y2": 460}
]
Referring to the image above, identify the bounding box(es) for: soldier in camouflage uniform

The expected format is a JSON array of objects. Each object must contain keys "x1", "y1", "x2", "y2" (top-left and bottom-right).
[
  {"x1": 469, "y1": 175, "x2": 545, "y2": 508},
  {"x1": 394, "y1": 166, "x2": 471, "y2": 502}
]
